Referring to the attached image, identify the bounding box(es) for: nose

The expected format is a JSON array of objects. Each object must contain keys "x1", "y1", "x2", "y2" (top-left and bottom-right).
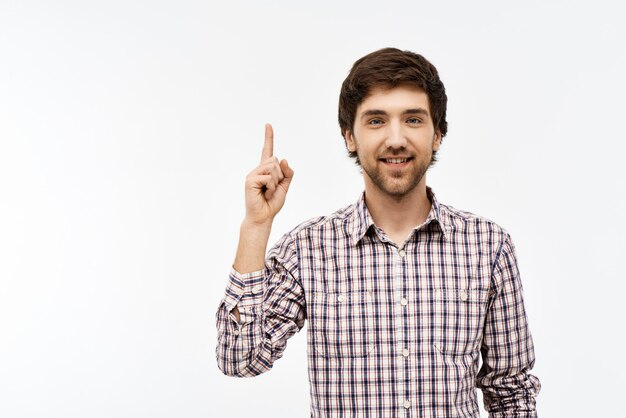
[{"x1": 385, "y1": 121, "x2": 408, "y2": 149}]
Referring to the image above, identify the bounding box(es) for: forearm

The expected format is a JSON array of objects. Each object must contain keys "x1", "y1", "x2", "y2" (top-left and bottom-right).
[
  {"x1": 478, "y1": 362, "x2": 540, "y2": 418},
  {"x1": 233, "y1": 218, "x2": 273, "y2": 273},
  {"x1": 230, "y1": 219, "x2": 273, "y2": 322},
  {"x1": 477, "y1": 319, "x2": 540, "y2": 416}
]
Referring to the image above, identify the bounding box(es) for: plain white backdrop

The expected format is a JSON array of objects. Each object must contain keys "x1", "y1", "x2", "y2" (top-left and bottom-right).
[{"x1": 1, "y1": 1, "x2": 625, "y2": 417}]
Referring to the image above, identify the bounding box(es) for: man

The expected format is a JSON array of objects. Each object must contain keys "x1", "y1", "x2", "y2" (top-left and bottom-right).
[{"x1": 216, "y1": 47, "x2": 540, "y2": 417}]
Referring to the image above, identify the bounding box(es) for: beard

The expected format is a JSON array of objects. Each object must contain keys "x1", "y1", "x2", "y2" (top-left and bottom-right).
[{"x1": 358, "y1": 149, "x2": 436, "y2": 198}]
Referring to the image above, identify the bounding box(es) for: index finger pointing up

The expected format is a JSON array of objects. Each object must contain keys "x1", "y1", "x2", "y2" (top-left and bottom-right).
[{"x1": 261, "y1": 123, "x2": 274, "y2": 162}]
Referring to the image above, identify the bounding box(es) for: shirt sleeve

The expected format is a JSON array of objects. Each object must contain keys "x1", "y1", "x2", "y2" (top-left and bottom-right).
[
  {"x1": 215, "y1": 231, "x2": 306, "y2": 377},
  {"x1": 476, "y1": 232, "x2": 541, "y2": 417}
]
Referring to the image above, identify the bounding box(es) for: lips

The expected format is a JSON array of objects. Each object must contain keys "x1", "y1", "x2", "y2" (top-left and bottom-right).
[
  {"x1": 379, "y1": 157, "x2": 413, "y2": 168},
  {"x1": 379, "y1": 157, "x2": 413, "y2": 163}
]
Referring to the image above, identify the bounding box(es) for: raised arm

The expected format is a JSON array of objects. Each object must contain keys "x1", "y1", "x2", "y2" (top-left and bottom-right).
[{"x1": 216, "y1": 124, "x2": 303, "y2": 378}]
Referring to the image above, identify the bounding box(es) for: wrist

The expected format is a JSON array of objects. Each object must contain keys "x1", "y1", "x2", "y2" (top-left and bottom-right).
[
  {"x1": 241, "y1": 217, "x2": 273, "y2": 233},
  {"x1": 234, "y1": 219, "x2": 272, "y2": 274}
]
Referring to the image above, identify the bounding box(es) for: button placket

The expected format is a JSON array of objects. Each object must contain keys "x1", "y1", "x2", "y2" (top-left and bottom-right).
[{"x1": 392, "y1": 245, "x2": 412, "y2": 415}]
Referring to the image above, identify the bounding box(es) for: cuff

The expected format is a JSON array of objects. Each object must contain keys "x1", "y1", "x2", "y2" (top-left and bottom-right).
[{"x1": 221, "y1": 267, "x2": 266, "y2": 323}]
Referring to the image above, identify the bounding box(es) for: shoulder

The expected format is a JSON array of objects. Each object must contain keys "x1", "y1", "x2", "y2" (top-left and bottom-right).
[
  {"x1": 439, "y1": 201, "x2": 512, "y2": 249},
  {"x1": 285, "y1": 201, "x2": 355, "y2": 239},
  {"x1": 267, "y1": 201, "x2": 355, "y2": 251}
]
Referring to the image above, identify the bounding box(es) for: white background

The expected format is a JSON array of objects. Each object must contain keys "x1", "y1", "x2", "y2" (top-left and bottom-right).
[{"x1": 1, "y1": 1, "x2": 625, "y2": 417}]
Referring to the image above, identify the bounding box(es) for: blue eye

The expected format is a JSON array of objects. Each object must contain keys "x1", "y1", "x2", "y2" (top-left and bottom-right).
[
  {"x1": 368, "y1": 119, "x2": 384, "y2": 125},
  {"x1": 407, "y1": 118, "x2": 422, "y2": 124}
]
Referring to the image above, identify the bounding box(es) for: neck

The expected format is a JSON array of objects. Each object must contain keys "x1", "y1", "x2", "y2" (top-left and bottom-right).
[{"x1": 363, "y1": 177, "x2": 432, "y2": 244}]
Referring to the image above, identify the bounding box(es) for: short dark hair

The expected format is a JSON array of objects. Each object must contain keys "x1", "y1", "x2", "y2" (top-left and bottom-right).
[{"x1": 338, "y1": 47, "x2": 448, "y2": 166}]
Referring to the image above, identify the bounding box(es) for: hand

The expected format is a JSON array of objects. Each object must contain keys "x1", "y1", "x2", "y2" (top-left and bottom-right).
[{"x1": 243, "y1": 123, "x2": 295, "y2": 226}]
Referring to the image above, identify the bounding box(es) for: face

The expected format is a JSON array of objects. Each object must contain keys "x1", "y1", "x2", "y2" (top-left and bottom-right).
[{"x1": 345, "y1": 84, "x2": 442, "y2": 198}]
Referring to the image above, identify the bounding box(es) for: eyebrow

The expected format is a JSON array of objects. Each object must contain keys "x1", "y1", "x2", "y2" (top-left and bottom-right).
[{"x1": 360, "y1": 108, "x2": 430, "y2": 121}]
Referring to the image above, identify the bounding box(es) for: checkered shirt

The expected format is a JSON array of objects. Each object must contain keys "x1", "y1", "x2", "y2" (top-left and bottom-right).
[{"x1": 216, "y1": 186, "x2": 540, "y2": 417}]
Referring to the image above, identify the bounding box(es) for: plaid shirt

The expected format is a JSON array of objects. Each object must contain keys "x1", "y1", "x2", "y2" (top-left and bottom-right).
[{"x1": 216, "y1": 186, "x2": 540, "y2": 417}]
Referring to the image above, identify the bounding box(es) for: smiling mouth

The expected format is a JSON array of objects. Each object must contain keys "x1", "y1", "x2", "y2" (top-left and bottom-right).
[{"x1": 379, "y1": 157, "x2": 414, "y2": 164}]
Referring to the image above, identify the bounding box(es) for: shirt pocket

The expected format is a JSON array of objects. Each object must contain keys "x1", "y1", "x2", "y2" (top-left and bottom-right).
[
  {"x1": 434, "y1": 287, "x2": 489, "y2": 356},
  {"x1": 308, "y1": 291, "x2": 375, "y2": 358}
]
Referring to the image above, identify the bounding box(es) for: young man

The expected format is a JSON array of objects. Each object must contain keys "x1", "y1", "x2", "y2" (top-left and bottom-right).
[{"x1": 216, "y1": 47, "x2": 540, "y2": 417}]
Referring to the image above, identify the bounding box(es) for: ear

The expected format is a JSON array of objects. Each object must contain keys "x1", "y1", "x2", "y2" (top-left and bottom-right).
[
  {"x1": 344, "y1": 130, "x2": 357, "y2": 152},
  {"x1": 433, "y1": 130, "x2": 442, "y2": 151}
]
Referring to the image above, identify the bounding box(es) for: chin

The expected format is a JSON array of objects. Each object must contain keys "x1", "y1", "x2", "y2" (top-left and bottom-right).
[{"x1": 380, "y1": 182, "x2": 418, "y2": 197}]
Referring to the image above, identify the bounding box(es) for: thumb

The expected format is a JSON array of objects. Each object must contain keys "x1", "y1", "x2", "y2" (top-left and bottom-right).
[{"x1": 279, "y1": 159, "x2": 294, "y2": 189}]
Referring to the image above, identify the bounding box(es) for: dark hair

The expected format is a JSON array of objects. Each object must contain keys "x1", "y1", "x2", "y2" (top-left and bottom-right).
[{"x1": 338, "y1": 47, "x2": 448, "y2": 165}]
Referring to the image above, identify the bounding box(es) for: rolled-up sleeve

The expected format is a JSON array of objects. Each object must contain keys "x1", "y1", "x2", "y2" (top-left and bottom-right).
[
  {"x1": 476, "y1": 232, "x2": 541, "y2": 417},
  {"x1": 215, "y1": 231, "x2": 306, "y2": 377}
]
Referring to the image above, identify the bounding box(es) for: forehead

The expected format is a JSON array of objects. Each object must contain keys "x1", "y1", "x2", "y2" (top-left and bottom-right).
[{"x1": 358, "y1": 84, "x2": 430, "y2": 113}]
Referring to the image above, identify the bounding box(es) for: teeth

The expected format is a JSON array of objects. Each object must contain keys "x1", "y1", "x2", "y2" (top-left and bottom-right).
[{"x1": 385, "y1": 158, "x2": 408, "y2": 163}]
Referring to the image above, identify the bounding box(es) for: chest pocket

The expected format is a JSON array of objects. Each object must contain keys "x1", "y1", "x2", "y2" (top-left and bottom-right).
[
  {"x1": 434, "y1": 287, "x2": 489, "y2": 356},
  {"x1": 308, "y1": 291, "x2": 375, "y2": 358}
]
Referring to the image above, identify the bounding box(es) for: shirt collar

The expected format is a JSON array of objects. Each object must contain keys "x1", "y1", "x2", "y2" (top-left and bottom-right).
[{"x1": 350, "y1": 185, "x2": 450, "y2": 246}]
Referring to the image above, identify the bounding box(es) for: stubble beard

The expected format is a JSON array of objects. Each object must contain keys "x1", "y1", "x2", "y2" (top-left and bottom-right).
[{"x1": 359, "y1": 151, "x2": 434, "y2": 198}]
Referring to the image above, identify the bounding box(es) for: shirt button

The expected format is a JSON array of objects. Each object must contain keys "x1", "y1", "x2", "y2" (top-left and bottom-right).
[
  {"x1": 402, "y1": 348, "x2": 410, "y2": 357},
  {"x1": 234, "y1": 329, "x2": 240, "y2": 336},
  {"x1": 398, "y1": 249, "x2": 406, "y2": 258},
  {"x1": 460, "y1": 291, "x2": 469, "y2": 301},
  {"x1": 337, "y1": 294, "x2": 346, "y2": 302},
  {"x1": 400, "y1": 297, "x2": 408, "y2": 306},
  {"x1": 403, "y1": 399, "x2": 411, "y2": 409},
  {"x1": 251, "y1": 285, "x2": 263, "y2": 293}
]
